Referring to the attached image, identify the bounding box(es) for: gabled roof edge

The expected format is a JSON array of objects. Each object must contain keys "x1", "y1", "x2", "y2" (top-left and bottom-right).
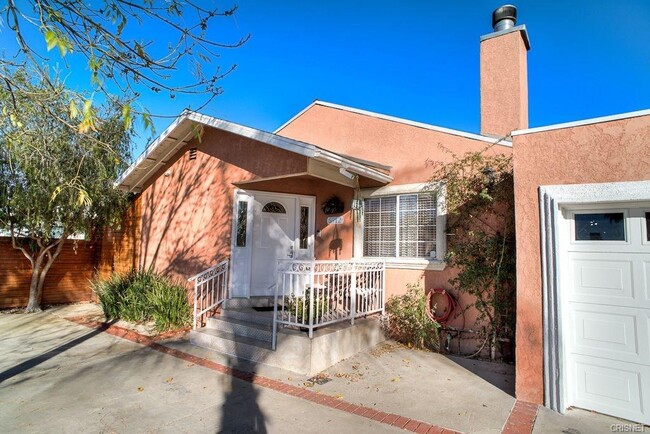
[
  {"x1": 512, "y1": 108, "x2": 650, "y2": 136},
  {"x1": 275, "y1": 100, "x2": 512, "y2": 147},
  {"x1": 116, "y1": 111, "x2": 392, "y2": 193}
]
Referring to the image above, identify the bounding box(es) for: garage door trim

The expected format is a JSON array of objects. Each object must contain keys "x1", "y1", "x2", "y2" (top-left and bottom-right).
[{"x1": 538, "y1": 180, "x2": 650, "y2": 413}]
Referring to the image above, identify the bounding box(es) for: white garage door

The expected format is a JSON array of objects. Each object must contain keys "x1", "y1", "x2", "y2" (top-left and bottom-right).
[{"x1": 562, "y1": 206, "x2": 650, "y2": 423}]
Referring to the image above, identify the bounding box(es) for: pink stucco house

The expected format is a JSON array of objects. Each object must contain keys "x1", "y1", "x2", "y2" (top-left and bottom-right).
[{"x1": 115, "y1": 5, "x2": 650, "y2": 425}]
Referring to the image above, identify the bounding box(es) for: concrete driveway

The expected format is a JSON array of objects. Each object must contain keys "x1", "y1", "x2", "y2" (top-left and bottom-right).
[{"x1": 0, "y1": 306, "x2": 629, "y2": 433}]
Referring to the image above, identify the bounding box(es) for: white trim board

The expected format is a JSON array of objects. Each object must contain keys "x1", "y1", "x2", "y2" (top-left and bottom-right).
[{"x1": 275, "y1": 100, "x2": 513, "y2": 147}]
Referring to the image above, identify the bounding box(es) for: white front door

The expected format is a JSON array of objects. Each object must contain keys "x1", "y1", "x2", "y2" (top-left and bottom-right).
[
  {"x1": 230, "y1": 190, "x2": 315, "y2": 298},
  {"x1": 250, "y1": 194, "x2": 297, "y2": 296},
  {"x1": 560, "y1": 205, "x2": 650, "y2": 423}
]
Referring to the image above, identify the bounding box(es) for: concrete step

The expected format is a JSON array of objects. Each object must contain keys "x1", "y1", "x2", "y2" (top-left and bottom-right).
[
  {"x1": 189, "y1": 328, "x2": 274, "y2": 363},
  {"x1": 223, "y1": 297, "x2": 275, "y2": 309},
  {"x1": 221, "y1": 307, "x2": 274, "y2": 327},
  {"x1": 206, "y1": 316, "x2": 273, "y2": 342},
  {"x1": 190, "y1": 316, "x2": 385, "y2": 375}
]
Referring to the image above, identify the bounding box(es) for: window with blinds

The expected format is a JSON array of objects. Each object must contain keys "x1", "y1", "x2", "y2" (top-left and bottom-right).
[{"x1": 363, "y1": 194, "x2": 436, "y2": 258}]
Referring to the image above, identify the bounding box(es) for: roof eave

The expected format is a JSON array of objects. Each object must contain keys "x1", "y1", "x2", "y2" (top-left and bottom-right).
[{"x1": 116, "y1": 111, "x2": 392, "y2": 193}]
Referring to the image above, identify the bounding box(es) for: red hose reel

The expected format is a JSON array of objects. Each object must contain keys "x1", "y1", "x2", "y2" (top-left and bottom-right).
[{"x1": 426, "y1": 287, "x2": 457, "y2": 325}]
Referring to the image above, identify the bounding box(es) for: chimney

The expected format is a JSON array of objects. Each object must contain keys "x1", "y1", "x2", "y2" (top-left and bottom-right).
[{"x1": 480, "y1": 5, "x2": 530, "y2": 137}]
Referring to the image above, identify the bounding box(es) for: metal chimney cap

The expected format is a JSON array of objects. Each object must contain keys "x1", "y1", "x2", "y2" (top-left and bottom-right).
[{"x1": 492, "y1": 5, "x2": 517, "y2": 31}]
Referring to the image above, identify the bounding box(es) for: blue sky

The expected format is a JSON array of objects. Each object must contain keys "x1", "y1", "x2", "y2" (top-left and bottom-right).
[
  {"x1": 3, "y1": 1, "x2": 650, "y2": 158},
  {"x1": 158, "y1": 0, "x2": 650, "y2": 154}
]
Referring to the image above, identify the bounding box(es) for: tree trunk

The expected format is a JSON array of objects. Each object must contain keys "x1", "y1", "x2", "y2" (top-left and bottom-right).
[
  {"x1": 24, "y1": 238, "x2": 66, "y2": 313},
  {"x1": 25, "y1": 257, "x2": 44, "y2": 313}
]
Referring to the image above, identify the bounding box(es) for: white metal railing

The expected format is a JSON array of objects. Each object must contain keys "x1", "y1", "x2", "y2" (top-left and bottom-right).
[
  {"x1": 189, "y1": 258, "x2": 230, "y2": 329},
  {"x1": 272, "y1": 259, "x2": 386, "y2": 349}
]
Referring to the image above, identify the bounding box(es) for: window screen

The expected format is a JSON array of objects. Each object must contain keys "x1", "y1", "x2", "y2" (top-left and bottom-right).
[{"x1": 363, "y1": 194, "x2": 436, "y2": 258}]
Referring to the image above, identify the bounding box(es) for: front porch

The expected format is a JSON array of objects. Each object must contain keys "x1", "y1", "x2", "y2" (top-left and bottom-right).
[{"x1": 188, "y1": 258, "x2": 387, "y2": 375}]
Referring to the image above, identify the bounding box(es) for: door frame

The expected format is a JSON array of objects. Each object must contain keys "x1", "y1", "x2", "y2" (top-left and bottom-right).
[
  {"x1": 229, "y1": 188, "x2": 316, "y2": 298},
  {"x1": 538, "y1": 180, "x2": 650, "y2": 413}
]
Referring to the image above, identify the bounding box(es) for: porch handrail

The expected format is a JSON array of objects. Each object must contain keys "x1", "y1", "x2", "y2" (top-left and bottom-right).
[
  {"x1": 189, "y1": 258, "x2": 230, "y2": 329},
  {"x1": 272, "y1": 258, "x2": 385, "y2": 350}
]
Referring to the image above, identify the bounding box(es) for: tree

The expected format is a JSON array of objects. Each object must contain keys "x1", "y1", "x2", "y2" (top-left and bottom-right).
[
  {"x1": 428, "y1": 146, "x2": 516, "y2": 359},
  {"x1": 0, "y1": 71, "x2": 133, "y2": 312},
  {"x1": 1, "y1": 1, "x2": 248, "y2": 133}
]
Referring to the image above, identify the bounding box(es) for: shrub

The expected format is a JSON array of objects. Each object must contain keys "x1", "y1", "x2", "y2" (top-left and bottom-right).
[
  {"x1": 148, "y1": 278, "x2": 192, "y2": 332},
  {"x1": 92, "y1": 270, "x2": 191, "y2": 332},
  {"x1": 383, "y1": 284, "x2": 440, "y2": 350},
  {"x1": 284, "y1": 291, "x2": 329, "y2": 324},
  {"x1": 428, "y1": 149, "x2": 516, "y2": 357}
]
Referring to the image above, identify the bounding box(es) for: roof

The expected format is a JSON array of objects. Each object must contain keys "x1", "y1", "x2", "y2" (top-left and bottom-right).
[
  {"x1": 275, "y1": 100, "x2": 513, "y2": 147},
  {"x1": 511, "y1": 108, "x2": 650, "y2": 136},
  {"x1": 116, "y1": 111, "x2": 393, "y2": 193}
]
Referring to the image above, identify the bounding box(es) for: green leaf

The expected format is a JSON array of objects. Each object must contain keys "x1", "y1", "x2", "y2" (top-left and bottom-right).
[
  {"x1": 78, "y1": 99, "x2": 96, "y2": 133},
  {"x1": 69, "y1": 99, "x2": 79, "y2": 119},
  {"x1": 44, "y1": 29, "x2": 57, "y2": 51},
  {"x1": 122, "y1": 104, "x2": 132, "y2": 130},
  {"x1": 50, "y1": 185, "x2": 62, "y2": 202},
  {"x1": 77, "y1": 189, "x2": 92, "y2": 207},
  {"x1": 43, "y1": 29, "x2": 72, "y2": 56},
  {"x1": 58, "y1": 40, "x2": 69, "y2": 56},
  {"x1": 141, "y1": 111, "x2": 153, "y2": 133}
]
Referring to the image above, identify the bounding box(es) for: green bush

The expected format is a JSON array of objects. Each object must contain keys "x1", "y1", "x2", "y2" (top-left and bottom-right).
[
  {"x1": 383, "y1": 284, "x2": 440, "y2": 350},
  {"x1": 92, "y1": 270, "x2": 191, "y2": 332},
  {"x1": 285, "y1": 291, "x2": 329, "y2": 324}
]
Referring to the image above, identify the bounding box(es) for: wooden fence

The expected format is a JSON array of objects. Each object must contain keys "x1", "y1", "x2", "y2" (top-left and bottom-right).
[{"x1": 0, "y1": 238, "x2": 98, "y2": 308}]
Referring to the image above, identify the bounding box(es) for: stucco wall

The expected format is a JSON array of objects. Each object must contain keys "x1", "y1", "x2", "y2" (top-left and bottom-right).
[
  {"x1": 278, "y1": 104, "x2": 506, "y2": 353},
  {"x1": 512, "y1": 114, "x2": 650, "y2": 403},
  {"x1": 277, "y1": 104, "x2": 511, "y2": 184},
  {"x1": 135, "y1": 127, "x2": 311, "y2": 281},
  {"x1": 123, "y1": 105, "x2": 513, "y2": 356},
  {"x1": 235, "y1": 177, "x2": 355, "y2": 261},
  {"x1": 480, "y1": 30, "x2": 528, "y2": 137}
]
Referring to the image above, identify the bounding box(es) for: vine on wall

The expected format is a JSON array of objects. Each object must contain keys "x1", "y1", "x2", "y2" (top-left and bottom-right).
[{"x1": 428, "y1": 145, "x2": 516, "y2": 360}]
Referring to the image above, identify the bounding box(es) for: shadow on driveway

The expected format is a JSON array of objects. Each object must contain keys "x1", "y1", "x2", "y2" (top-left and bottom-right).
[{"x1": 0, "y1": 320, "x2": 114, "y2": 384}]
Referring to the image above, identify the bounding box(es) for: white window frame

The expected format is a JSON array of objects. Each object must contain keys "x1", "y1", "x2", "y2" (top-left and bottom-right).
[{"x1": 353, "y1": 182, "x2": 446, "y2": 270}]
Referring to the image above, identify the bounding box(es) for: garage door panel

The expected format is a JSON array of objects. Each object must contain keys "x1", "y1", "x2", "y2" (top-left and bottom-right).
[
  {"x1": 568, "y1": 252, "x2": 650, "y2": 307},
  {"x1": 571, "y1": 355, "x2": 649, "y2": 424},
  {"x1": 569, "y1": 304, "x2": 649, "y2": 365},
  {"x1": 562, "y1": 205, "x2": 650, "y2": 424}
]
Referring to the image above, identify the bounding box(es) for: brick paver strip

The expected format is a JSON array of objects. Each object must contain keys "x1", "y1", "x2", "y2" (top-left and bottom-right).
[
  {"x1": 372, "y1": 411, "x2": 390, "y2": 422},
  {"x1": 393, "y1": 416, "x2": 411, "y2": 428},
  {"x1": 501, "y1": 400, "x2": 539, "y2": 434},
  {"x1": 66, "y1": 317, "x2": 463, "y2": 433},
  {"x1": 352, "y1": 405, "x2": 367, "y2": 415},
  {"x1": 382, "y1": 414, "x2": 400, "y2": 425},
  {"x1": 404, "y1": 420, "x2": 421, "y2": 431},
  {"x1": 363, "y1": 409, "x2": 380, "y2": 420}
]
